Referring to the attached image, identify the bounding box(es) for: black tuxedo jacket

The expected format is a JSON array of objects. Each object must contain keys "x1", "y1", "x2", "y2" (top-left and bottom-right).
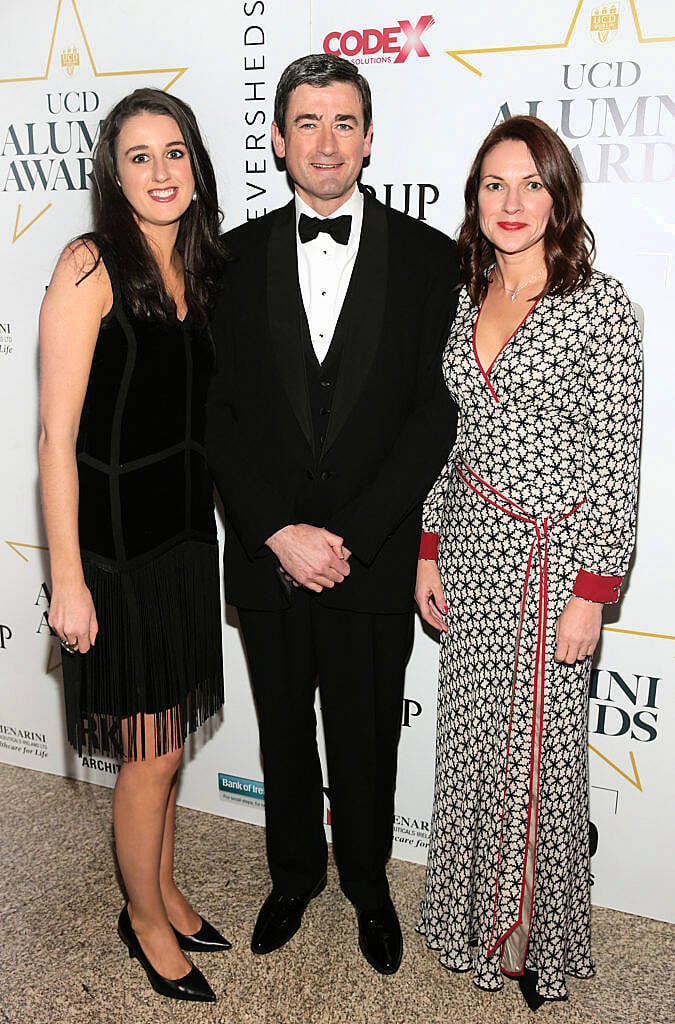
[{"x1": 207, "y1": 190, "x2": 459, "y2": 612}]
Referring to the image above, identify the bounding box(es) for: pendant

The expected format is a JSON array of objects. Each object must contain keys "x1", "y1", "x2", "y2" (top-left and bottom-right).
[{"x1": 510, "y1": 291, "x2": 517, "y2": 302}]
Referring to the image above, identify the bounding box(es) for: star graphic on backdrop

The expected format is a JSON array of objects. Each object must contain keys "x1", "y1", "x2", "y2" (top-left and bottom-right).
[
  {"x1": 445, "y1": 0, "x2": 674, "y2": 76},
  {"x1": 588, "y1": 744, "x2": 643, "y2": 790},
  {"x1": 45, "y1": 644, "x2": 62, "y2": 675},
  {"x1": 5, "y1": 541, "x2": 48, "y2": 562},
  {"x1": 5, "y1": 541, "x2": 59, "y2": 674},
  {"x1": 1, "y1": 0, "x2": 187, "y2": 241}
]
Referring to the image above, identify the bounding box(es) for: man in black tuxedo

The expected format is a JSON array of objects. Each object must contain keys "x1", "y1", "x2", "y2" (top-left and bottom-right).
[{"x1": 207, "y1": 54, "x2": 458, "y2": 974}]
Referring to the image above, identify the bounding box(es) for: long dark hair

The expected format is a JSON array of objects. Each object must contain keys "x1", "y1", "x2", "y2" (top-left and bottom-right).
[
  {"x1": 458, "y1": 116, "x2": 595, "y2": 306},
  {"x1": 85, "y1": 88, "x2": 227, "y2": 325}
]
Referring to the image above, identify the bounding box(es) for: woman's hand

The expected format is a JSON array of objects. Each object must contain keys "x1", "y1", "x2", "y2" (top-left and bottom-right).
[
  {"x1": 49, "y1": 580, "x2": 98, "y2": 654},
  {"x1": 554, "y1": 596, "x2": 603, "y2": 664},
  {"x1": 415, "y1": 560, "x2": 448, "y2": 633}
]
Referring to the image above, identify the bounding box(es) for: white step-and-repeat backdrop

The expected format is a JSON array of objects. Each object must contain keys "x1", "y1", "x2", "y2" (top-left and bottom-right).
[{"x1": 1, "y1": 1, "x2": 673, "y2": 923}]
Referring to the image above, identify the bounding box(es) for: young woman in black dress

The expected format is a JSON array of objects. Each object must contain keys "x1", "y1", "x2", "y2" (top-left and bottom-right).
[{"x1": 39, "y1": 89, "x2": 228, "y2": 1003}]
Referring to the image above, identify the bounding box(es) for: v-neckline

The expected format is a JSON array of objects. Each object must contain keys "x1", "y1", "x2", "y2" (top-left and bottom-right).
[{"x1": 471, "y1": 290, "x2": 540, "y2": 403}]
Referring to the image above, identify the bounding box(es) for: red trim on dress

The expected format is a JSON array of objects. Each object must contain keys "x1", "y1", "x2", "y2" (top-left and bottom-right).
[
  {"x1": 457, "y1": 470, "x2": 531, "y2": 525},
  {"x1": 472, "y1": 296, "x2": 500, "y2": 403},
  {"x1": 573, "y1": 568, "x2": 622, "y2": 603},
  {"x1": 472, "y1": 289, "x2": 541, "y2": 405},
  {"x1": 456, "y1": 463, "x2": 585, "y2": 970},
  {"x1": 487, "y1": 538, "x2": 534, "y2": 958},
  {"x1": 418, "y1": 532, "x2": 439, "y2": 560},
  {"x1": 519, "y1": 522, "x2": 547, "y2": 974}
]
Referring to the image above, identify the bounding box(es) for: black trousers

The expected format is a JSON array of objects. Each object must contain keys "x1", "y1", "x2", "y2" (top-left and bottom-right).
[{"x1": 238, "y1": 591, "x2": 413, "y2": 909}]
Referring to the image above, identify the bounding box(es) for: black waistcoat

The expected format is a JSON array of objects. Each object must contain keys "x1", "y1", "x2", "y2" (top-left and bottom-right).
[
  {"x1": 294, "y1": 281, "x2": 358, "y2": 524},
  {"x1": 300, "y1": 301, "x2": 345, "y2": 464}
]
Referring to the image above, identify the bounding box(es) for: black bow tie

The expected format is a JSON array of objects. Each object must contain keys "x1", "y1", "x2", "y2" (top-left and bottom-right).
[{"x1": 298, "y1": 213, "x2": 351, "y2": 246}]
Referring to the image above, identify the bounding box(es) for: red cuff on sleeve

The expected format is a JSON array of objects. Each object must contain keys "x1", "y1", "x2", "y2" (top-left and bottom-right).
[
  {"x1": 419, "y1": 532, "x2": 439, "y2": 560},
  {"x1": 573, "y1": 568, "x2": 622, "y2": 603}
]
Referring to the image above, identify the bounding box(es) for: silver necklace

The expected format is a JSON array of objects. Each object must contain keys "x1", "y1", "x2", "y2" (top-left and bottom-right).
[{"x1": 494, "y1": 267, "x2": 546, "y2": 302}]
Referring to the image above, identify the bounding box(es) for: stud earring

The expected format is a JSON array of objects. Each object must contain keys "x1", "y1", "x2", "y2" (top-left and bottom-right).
[{"x1": 192, "y1": 189, "x2": 197, "y2": 201}]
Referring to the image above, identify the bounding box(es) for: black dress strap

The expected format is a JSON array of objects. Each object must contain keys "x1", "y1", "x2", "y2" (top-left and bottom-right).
[{"x1": 94, "y1": 240, "x2": 122, "y2": 315}]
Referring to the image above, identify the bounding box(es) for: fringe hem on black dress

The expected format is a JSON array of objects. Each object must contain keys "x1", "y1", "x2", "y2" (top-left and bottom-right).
[{"x1": 61, "y1": 539, "x2": 224, "y2": 760}]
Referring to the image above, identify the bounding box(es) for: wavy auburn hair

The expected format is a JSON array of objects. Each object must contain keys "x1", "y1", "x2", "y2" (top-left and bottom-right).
[
  {"x1": 458, "y1": 116, "x2": 595, "y2": 306},
  {"x1": 84, "y1": 88, "x2": 227, "y2": 325}
]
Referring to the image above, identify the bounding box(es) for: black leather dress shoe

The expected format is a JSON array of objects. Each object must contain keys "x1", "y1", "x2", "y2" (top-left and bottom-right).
[
  {"x1": 172, "y1": 915, "x2": 232, "y2": 952},
  {"x1": 118, "y1": 905, "x2": 216, "y2": 1002},
  {"x1": 357, "y1": 902, "x2": 403, "y2": 975},
  {"x1": 251, "y1": 875, "x2": 327, "y2": 954}
]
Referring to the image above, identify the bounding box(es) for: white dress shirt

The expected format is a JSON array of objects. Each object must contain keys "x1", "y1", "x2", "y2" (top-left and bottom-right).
[{"x1": 295, "y1": 187, "x2": 364, "y2": 364}]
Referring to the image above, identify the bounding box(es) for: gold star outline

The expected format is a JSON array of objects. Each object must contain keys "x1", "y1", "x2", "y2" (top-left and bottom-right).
[
  {"x1": 0, "y1": 0, "x2": 187, "y2": 88},
  {"x1": 446, "y1": 0, "x2": 675, "y2": 77},
  {"x1": 588, "y1": 745, "x2": 642, "y2": 790},
  {"x1": 1, "y1": 0, "x2": 187, "y2": 240},
  {"x1": 4, "y1": 542, "x2": 60, "y2": 673},
  {"x1": 5, "y1": 541, "x2": 48, "y2": 562},
  {"x1": 46, "y1": 643, "x2": 62, "y2": 675}
]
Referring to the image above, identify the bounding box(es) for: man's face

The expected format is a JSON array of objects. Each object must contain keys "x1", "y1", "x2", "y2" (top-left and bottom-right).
[{"x1": 272, "y1": 81, "x2": 373, "y2": 216}]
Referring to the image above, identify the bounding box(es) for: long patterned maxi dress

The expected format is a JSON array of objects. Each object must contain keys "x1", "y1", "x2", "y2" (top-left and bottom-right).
[{"x1": 417, "y1": 271, "x2": 642, "y2": 1000}]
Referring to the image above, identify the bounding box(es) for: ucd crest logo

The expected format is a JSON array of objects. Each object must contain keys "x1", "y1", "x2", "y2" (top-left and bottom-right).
[
  {"x1": 590, "y1": 4, "x2": 620, "y2": 44},
  {"x1": 60, "y1": 46, "x2": 80, "y2": 77}
]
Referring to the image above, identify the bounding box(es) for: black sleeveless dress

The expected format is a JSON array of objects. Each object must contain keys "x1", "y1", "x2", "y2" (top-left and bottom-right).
[{"x1": 61, "y1": 248, "x2": 224, "y2": 759}]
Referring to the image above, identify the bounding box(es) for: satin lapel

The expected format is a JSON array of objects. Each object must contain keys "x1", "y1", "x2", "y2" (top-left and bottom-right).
[
  {"x1": 323, "y1": 195, "x2": 388, "y2": 454},
  {"x1": 267, "y1": 201, "x2": 313, "y2": 447}
]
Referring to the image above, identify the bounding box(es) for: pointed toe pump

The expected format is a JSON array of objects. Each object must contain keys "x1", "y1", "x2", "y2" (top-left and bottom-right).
[
  {"x1": 172, "y1": 915, "x2": 232, "y2": 952},
  {"x1": 118, "y1": 905, "x2": 216, "y2": 1002}
]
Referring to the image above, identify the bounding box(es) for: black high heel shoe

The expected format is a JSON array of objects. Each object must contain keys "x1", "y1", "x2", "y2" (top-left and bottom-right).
[
  {"x1": 172, "y1": 916, "x2": 232, "y2": 952},
  {"x1": 517, "y1": 968, "x2": 546, "y2": 1012},
  {"x1": 118, "y1": 905, "x2": 216, "y2": 1002}
]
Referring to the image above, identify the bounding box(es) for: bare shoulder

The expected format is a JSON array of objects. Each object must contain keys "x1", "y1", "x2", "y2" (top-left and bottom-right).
[
  {"x1": 46, "y1": 237, "x2": 112, "y2": 317},
  {"x1": 53, "y1": 237, "x2": 106, "y2": 284}
]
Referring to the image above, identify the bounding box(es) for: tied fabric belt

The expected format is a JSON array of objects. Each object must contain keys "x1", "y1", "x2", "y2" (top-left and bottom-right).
[{"x1": 456, "y1": 459, "x2": 585, "y2": 970}]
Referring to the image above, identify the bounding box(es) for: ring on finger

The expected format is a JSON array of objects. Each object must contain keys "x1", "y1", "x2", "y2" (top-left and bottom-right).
[{"x1": 60, "y1": 638, "x2": 79, "y2": 655}]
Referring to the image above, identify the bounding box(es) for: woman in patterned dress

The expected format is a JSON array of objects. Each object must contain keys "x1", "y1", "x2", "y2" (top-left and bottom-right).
[
  {"x1": 39, "y1": 90, "x2": 229, "y2": 1002},
  {"x1": 415, "y1": 116, "x2": 641, "y2": 1008}
]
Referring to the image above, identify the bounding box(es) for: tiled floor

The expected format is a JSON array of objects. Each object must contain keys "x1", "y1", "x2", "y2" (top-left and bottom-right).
[{"x1": 1, "y1": 762, "x2": 673, "y2": 1024}]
